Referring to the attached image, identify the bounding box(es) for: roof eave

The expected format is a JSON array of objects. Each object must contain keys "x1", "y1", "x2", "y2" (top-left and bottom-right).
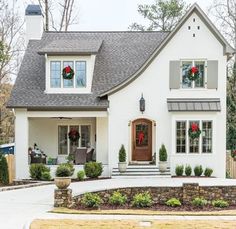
[{"x1": 38, "y1": 51, "x2": 98, "y2": 55}]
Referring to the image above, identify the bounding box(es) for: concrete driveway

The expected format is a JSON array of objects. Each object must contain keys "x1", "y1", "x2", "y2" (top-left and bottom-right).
[{"x1": 1, "y1": 178, "x2": 236, "y2": 229}]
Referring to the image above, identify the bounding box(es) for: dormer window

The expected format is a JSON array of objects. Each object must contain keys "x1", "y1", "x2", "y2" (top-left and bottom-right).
[{"x1": 50, "y1": 60, "x2": 87, "y2": 89}]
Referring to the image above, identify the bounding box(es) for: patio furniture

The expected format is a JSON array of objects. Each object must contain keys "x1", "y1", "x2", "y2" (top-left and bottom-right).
[
  {"x1": 30, "y1": 153, "x2": 46, "y2": 164},
  {"x1": 86, "y1": 148, "x2": 94, "y2": 162},
  {"x1": 74, "y1": 148, "x2": 95, "y2": 164},
  {"x1": 74, "y1": 148, "x2": 87, "y2": 164}
]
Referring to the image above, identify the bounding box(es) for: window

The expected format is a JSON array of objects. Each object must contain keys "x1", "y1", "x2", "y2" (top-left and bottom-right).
[
  {"x1": 176, "y1": 121, "x2": 186, "y2": 153},
  {"x1": 75, "y1": 61, "x2": 86, "y2": 88},
  {"x1": 175, "y1": 120, "x2": 213, "y2": 154},
  {"x1": 50, "y1": 61, "x2": 61, "y2": 88},
  {"x1": 189, "y1": 121, "x2": 200, "y2": 153},
  {"x1": 202, "y1": 121, "x2": 212, "y2": 153},
  {"x1": 50, "y1": 60, "x2": 87, "y2": 89},
  {"x1": 58, "y1": 125, "x2": 91, "y2": 155},
  {"x1": 81, "y1": 125, "x2": 91, "y2": 147},
  {"x1": 181, "y1": 60, "x2": 206, "y2": 88}
]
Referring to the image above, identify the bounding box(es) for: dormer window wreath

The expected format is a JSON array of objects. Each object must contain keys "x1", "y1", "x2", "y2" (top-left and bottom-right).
[
  {"x1": 62, "y1": 66, "x2": 74, "y2": 80},
  {"x1": 187, "y1": 66, "x2": 199, "y2": 81}
]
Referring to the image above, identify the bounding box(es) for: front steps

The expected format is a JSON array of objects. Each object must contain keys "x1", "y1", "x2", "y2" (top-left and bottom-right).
[{"x1": 111, "y1": 165, "x2": 171, "y2": 178}]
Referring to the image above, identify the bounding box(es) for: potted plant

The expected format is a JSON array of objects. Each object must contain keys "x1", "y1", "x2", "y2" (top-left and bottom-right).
[
  {"x1": 66, "y1": 154, "x2": 75, "y2": 164},
  {"x1": 118, "y1": 144, "x2": 127, "y2": 172},
  {"x1": 54, "y1": 164, "x2": 73, "y2": 189},
  {"x1": 159, "y1": 144, "x2": 167, "y2": 172}
]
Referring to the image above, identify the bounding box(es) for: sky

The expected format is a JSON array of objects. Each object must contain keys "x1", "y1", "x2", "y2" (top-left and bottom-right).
[{"x1": 17, "y1": 0, "x2": 212, "y2": 31}]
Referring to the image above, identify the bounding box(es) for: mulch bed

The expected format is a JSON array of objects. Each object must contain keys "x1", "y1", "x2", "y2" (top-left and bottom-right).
[
  {"x1": 74, "y1": 204, "x2": 236, "y2": 212},
  {"x1": 171, "y1": 176, "x2": 215, "y2": 178}
]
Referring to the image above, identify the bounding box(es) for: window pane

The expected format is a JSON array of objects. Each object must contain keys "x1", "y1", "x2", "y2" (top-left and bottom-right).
[
  {"x1": 50, "y1": 61, "x2": 61, "y2": 88},
  {"x1": 81, "y1": 125, "x2": 91, "y2": 147},
  {"x1": 202, "y1": 121, "x2": 212, "y2": 153},
  {"x1": 195, "y1": 61, "x2": 205, "y2": 88},
  {"x1": 189, "y1": 121, "x2": 200, "y2": 153},
  {"x1": 63, "y1": 61, "x2": 74, "y2": 88},
  {"x1": 75, "y1": 61, "x2": 86, "y2": 88},
  {"x1": 58, "y1": 126, "x2": 68, "y2": 155},
  {"x1": 176, "y1": 121, "x2": 186, "y2": 153},
  {"x1": 182, "y1": 61, "x2": 192, "y2": 88}
]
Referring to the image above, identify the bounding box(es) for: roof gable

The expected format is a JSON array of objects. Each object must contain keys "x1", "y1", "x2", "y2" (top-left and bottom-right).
[{"x1": 100, "y1": 3, "x2": 234, "y2": 97}]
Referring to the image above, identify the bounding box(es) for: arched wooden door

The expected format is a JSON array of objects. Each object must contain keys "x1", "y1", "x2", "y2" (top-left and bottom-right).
[{"x1": 132, "y1": 119, "x2": 152, "y2": 161}]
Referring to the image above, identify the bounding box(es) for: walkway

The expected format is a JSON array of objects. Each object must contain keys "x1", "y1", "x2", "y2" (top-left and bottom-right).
[{"x1": 0, "y1": 178, "x2": 236, "y2": 229}]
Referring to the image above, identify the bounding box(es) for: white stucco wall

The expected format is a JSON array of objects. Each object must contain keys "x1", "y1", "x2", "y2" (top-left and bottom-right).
[
  {"x1": 96, "y1": 117, "x2": 108, "y2": 165},
  {"x1": 15, "y1": 109, "x2": 29, "y2": 179},
  {"x1": 108, "y1": 12, "x2": 227, "y2": 177}
]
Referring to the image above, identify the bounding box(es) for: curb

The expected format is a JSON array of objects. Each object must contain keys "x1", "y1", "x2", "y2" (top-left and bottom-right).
[{"x1": 0, "y1": 182, "x2": 53, "y2": 192}]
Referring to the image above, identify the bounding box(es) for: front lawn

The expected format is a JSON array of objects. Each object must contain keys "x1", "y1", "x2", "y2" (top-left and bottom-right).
[{"x1": 30, "y1": 219, "x2": 236, "y2": 229}]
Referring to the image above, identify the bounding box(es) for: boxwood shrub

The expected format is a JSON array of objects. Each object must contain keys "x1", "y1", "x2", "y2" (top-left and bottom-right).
[
  {"x1": 81, "y1": 193, "x2": 102, "y2": 208},
  {"x1": 84, "y1": 162, "x2": 103, "y2": 178},
  {"x1": 109, "y1": 191, "x2": 127, "y2": 206},
  {"x1": 132, "y1": 192, "x2": 153, "y2": 208},
  {"x1": 30, "y1": 163, "x2": 50, "y2": 180},
  {"x1": 166, "y1": 198, "x2": 181, "y2": 207}
]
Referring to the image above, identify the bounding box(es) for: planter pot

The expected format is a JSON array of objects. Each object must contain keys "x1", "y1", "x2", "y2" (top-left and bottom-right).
[
  {"x1": 54, "y1": 177, "x2": 71, "y2": 189},
  {"x1": 118, "y1": 162, "x2": 127, "y2": 173},
  {"x1": 159, "y1": 161, "x2": 167, "y2": 172}
]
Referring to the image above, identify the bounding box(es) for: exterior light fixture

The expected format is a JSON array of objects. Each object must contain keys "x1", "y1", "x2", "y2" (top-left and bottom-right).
[{"x1": 139, "y1": 93, "x2": 145, "y2": 113}]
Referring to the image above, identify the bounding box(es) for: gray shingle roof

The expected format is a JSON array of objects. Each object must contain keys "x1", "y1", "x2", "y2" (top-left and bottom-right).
[
  {"x1": 38, "y1": 39, "x2": 103, "y2": 55},
  {"x1": 8, "y1": 31, "x2": 168, "y2": 109},
  {"x1": 167, "y1": 98, "x2": 221, "y2": 112}
]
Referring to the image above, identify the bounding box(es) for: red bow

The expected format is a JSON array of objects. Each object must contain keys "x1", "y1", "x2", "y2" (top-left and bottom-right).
[
  {"x1": 138, "y1": 131, "x2": 144, "y2": 144},
  {"x1": 65, "y1": 66, "x2": 71, "y2": 73},
  {"x1": 191, "y1": 123, "x2": 199, "y2": 132},
  {"x1": 191, "y1": 66, "x2": 198, "y2": 74}
]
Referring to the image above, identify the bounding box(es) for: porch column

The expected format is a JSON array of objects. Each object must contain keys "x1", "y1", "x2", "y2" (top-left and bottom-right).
[{"x1": 15, "y1": 109, "x2": 29, "y2": 179}]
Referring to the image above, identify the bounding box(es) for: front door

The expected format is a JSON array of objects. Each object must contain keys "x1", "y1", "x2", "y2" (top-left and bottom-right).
[{"x1": 132, "y1": 119, "x2": 152, "y2": 161}]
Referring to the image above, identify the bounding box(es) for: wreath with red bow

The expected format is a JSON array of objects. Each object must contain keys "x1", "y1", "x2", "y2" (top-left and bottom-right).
[
  {"x1": 68, "y1": 129, "x2": 80, "y2": 142},
  {"x1": 188, "y1": 123, "x2": 201, "y2": 139},
  {"x1": 62, "y1": 66, "x2": 74, "y2": 80},
  {"x1": 187, "y1": 66, "x2": 199, "y2": 81},
  {"x1": 138, "y1": 131, "x2": 145, "y2": 145}
]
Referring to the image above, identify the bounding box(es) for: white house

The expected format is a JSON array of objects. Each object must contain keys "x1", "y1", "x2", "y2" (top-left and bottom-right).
[{"x1": 8, "y1": 4, "x2": 234, "y2": 179}]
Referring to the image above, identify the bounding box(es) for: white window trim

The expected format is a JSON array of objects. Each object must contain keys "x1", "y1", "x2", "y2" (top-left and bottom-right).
[
  {"x1": 58, "y1": 124, "x2": 92, "y2": 156},
  {"x1": 173, "y1": 118, "x2": 215, "y2": 155},
  {"x1": 45, "y1": 55, "x2": 96, "y2": 94},
  {"x1": 180, "y1": 59, "x2": 207, "y2": 90}
]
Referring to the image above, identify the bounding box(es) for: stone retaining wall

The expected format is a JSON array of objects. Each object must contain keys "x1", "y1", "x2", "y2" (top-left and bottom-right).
[{"x1": 54, "y1": 183, "x2": 236, "y2": 208}]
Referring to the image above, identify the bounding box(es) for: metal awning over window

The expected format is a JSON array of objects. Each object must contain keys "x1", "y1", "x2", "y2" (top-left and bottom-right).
[{"x1": 167, "y1": 98, "x2": 221, "y2": 112}]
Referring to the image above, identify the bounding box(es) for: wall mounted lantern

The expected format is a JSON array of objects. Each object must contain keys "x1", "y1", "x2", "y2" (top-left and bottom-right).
[{"x1": 139, "y1": 93, "x2": 145, "y2": 113}]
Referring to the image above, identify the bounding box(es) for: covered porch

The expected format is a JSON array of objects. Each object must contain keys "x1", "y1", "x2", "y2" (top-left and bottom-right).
[{"x1": 14, "y1": 109, "x2": 109, "y2": 179}]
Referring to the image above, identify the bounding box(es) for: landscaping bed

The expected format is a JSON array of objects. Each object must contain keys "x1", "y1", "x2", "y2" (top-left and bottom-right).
[
  {"x1": 74, "y1": 203, "x2": 236, "y2": 212},
  {"x1": 70, "y1": 185, "x2": 236, "y2": 212}
]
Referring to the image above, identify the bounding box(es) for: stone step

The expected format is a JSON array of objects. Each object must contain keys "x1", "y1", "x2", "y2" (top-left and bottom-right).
[{"x1": 111, "y1": 166, "x2": 171, "y2": 178}]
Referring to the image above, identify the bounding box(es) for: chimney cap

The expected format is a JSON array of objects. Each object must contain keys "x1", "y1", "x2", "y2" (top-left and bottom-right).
[{"x1": 25, "y1": 5, "x2": 42, "y2": 16}]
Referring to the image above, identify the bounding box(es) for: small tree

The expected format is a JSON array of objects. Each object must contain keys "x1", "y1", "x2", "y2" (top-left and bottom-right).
[
  {"x1": 159, "y1": 144, "x2": 167, "y2": 162},
  {"x1": 0, "y1": 155, "x2": 9, "y2": 185},
  {"x1": 119, "y1": 145, "x2": 126, "y2": 162}
]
